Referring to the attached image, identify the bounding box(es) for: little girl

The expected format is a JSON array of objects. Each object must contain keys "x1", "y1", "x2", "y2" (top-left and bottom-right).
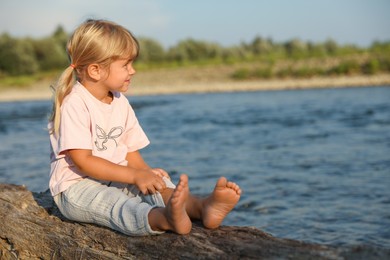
[{"x1": 48, "y1": 19, "x2": 241, "y2": 236}]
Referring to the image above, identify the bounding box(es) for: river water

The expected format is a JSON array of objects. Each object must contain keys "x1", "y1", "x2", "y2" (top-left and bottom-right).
[{"x1": 0, "y1": 86, "x2": 389, "y2": 248}]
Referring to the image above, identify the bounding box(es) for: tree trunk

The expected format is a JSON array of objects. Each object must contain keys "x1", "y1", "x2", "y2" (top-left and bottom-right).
[{"x1": 0, "y1": 183, "x2": 388, "y2": 259}]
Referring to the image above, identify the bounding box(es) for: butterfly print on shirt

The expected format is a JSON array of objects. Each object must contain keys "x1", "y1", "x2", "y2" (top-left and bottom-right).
[{"x1": 94, "y1": 125, "x2": 124, "y2": 151}]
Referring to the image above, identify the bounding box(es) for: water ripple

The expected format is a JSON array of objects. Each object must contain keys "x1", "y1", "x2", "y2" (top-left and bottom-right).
[{"x1": 1, "y1": 86, "x2": 390, "y2": 247}]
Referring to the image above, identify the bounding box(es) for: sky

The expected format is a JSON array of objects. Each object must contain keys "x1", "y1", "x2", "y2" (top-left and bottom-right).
[{"x1": 0, "y1": 0, "x2": 389, "y2": 48}]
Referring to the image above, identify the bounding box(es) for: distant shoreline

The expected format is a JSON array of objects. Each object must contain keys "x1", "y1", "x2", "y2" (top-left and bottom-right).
[{"x1": 0, "y1": 73, "x2": 389, "y2": 103}]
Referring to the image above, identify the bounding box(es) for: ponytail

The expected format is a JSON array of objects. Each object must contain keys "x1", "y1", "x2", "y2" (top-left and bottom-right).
[{"x1": 49, "y1": 65, "x2": 76, "y2": 135}]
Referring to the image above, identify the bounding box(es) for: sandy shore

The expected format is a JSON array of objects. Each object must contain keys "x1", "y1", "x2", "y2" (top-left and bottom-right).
[{"x1": 1, "y1": 70, "x2": 389, "y2": 102}]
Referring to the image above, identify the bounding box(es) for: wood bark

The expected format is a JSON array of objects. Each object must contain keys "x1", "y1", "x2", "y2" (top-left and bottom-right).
[{"x1": 0, "y1": 183, "x2": 388, "y2": 259}]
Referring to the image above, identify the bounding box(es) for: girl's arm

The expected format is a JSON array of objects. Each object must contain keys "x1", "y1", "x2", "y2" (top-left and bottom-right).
[
  {"x1": 67, "y1": 149, "x2": 166, "y2": 194},
  {"x1": 126, "y1": 150, "x2": 150, "y2": 169},
  {"x1": 126, "y1": 150, "x2": 171, "y2": 179}
]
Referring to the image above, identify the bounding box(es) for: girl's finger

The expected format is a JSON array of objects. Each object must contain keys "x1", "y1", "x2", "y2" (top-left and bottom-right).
[{"x1": 156, "y1": 168, "x2": 170, "y2": 179}]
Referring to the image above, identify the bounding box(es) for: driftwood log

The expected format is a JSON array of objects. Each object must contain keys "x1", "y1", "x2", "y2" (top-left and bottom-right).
[{"x1": 0, "y1": 183, "x2": 389, "y2": 259}]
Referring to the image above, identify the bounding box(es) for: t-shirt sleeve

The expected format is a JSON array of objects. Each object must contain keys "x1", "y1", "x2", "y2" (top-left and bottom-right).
[
  {"x1": 124, "y1": 103, "x2": 150, "y2": 152},
  {"x1": 58, "y1": 95, "x2": 92, "y2": 154}
]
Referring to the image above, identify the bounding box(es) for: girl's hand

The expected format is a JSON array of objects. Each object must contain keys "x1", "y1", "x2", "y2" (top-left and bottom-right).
[
  {"x1": 151, "y1": 168, "x2": 171, "y2": 179},
  {"x1": 133, "y1": 169, "x2": 167, "y2": 195}
]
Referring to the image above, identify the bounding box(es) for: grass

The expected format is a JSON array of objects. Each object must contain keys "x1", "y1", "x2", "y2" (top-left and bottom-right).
[
  {"x1": 1, "y1": 54, "x2": 390, "y2": 92},
  {"x1": 230, "y1": 55, "x2": 390, "y2": 80},
  {"x1": 0, "y1": 70, "x2": 60, "y2": 90}
]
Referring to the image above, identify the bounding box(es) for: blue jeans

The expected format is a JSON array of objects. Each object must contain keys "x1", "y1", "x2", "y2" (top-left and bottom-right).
[{"x1": 54, "y1": 177, "x2": 175, "y2": 236}]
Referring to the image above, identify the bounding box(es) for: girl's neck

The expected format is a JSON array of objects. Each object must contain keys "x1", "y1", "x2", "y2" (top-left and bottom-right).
[
  {"x1": 102, "y1": 91, "x2": 114, "y2": 104},
  {"x1": 81, "y1": 81, "x2": 113, "y2": 104}
]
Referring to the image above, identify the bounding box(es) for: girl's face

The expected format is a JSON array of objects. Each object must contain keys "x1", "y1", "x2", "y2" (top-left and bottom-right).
[{"x1": 102, "y1": 58, "x2": 135, "y2": 93}]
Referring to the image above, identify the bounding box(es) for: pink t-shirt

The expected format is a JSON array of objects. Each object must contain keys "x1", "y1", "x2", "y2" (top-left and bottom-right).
[{"x1": 49, "y1": 82, "x2": 150, "y2": 196}]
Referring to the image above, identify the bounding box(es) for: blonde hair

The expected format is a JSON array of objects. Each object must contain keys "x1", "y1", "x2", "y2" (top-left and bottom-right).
[{"x1": 49, "y1": 19, "x2": 139, "y2": 135}]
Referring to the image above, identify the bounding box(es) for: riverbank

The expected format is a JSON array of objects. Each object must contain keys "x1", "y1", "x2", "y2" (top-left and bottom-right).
[{"x1": 1, "y1": 67, "x2": 390, "y2": 102}]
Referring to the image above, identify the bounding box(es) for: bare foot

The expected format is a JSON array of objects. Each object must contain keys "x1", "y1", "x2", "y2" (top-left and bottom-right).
[
  {"x1": 164, "y1": 174, "x2": 192, "y2": 234},
  {"x1": 202, "y1": 177, "x2": 241, "y2": 229}
]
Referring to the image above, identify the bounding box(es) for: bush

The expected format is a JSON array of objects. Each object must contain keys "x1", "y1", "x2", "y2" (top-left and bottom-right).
[
  {"x1": 378, "y1": 57, "x2": 390, "y2": 72},
  {"x1": 0, "y1": 34, "x2": 39, "y2": 75},
  {"x1": 32, "y1": 37, "x2": 68, "y2": 70},
  {"x1": 222, "y1": 46, "x2": 252, "y2": 63},
  {"x1": 0, "y1": 27, "x2": 389, "y2": 79},
  {"x1": 361, "y1": 59, "x2": 380, "y2": 75},
  {"x1": 167, "y1": 38, "x2": 223, "y2": 62},
  {"x1": 284, "y1": 38, "x2": 307, "y2": 58},
  {"x1": 276, "y1": 67, "x2": 293, "y2": 78},
  {"x1": 252, "y1": 67, "x2": 273, "y2": 79},
  {"x1": 327, "y1": 60, "x2": 360, "y2": 75},
  {"x1": 231, "y1": 68, "x2": 251, "y2": 79},
  {"x1": 293, "y1": 67, "x2": 324, "y2": 78},
  {"x1": 138, "y1": 37, "x2": 166, "y2": 63}
]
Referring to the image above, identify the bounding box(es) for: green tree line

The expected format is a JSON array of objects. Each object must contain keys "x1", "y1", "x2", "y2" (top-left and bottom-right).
[{"x1": 1, "y1": 25, "x2": 390, "y2": 78}]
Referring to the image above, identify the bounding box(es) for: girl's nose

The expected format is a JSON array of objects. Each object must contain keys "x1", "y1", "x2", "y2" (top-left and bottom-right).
[{"x1": 128, "y1": 64, "x2": 136, "y2": 74}]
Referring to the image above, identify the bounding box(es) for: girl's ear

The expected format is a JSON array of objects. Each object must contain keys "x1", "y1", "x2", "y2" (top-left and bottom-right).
[{"x1": 87, "y1": 64, "x2": 103, "y2": 81}]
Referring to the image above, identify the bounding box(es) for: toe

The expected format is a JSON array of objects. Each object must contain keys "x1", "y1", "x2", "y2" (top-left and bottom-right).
[{"x1": 216, "y1": 177, "x2": 227, "y2": 188}]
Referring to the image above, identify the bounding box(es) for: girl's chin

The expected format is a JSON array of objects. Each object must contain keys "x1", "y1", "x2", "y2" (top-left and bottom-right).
[
  {"x1": 120, "y1": 87, "x2": 129, "y2": 93},
  {"x1": 121, "y1": 83, "x2": 130, "y2": 92}
]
